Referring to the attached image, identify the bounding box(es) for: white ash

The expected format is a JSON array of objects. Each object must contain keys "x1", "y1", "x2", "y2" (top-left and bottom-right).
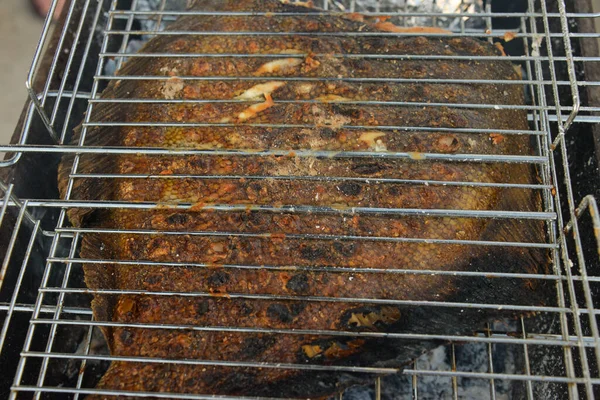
[
  {"x1": 309, "y1": 0, "x2": 486, "y2": 30},
  {"x1": 342, "y1": 335, "x2": 521, "y2": 400}
]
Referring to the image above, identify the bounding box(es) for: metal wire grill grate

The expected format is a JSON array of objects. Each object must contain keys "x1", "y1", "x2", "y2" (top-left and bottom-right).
[{"x1": 0, "y1": 0, "x2": 599, "y2": 399}]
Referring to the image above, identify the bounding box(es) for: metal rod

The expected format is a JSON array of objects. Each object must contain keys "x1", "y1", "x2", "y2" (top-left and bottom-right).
[
  {"x1": 527, "y1": 1, "x2": 579, "y2": 397},
  {"x1": 412, "y1": 359, "x2": 418, "y2": 399},
  {"x1": 520, "y1": 318, "x2": 535, "y2": 400},
  {"x1": 101, "y1": 10, "x2": 600, "y2": 19},
  {"x1": 34, "y1": 233, "x2": 80, "y2": 394},
  {"x1": 0, "y1": 199, "x2": 558, "y2": 220},
  {"x1": 0, "y1": 184, "x2": 14, "y2": 229},
  {"x1": 38, "y1": 287, "x2": 571, "y2": 313},
  {"x1": 154, "y1": 0, "x2": 168, "y2": 30},
  {"x1": 49, "y1": 0, "x2": 94, "y2": 128},
  {"x1": 556, "y1": 0, "x2": 581, "y2": 133},
  {"x1": 486, "y1": 324, "x2": 497, "y2": 400},
  {"x1": 59, "y1": 0, "x2": 105, "y2": 144},
  {"x1": 0, "y1": 199, "x2": 29, "y2": 292},
  {"x1": 53, "y1": 227, "x2": 558, "y2": 248},
  {"x1": 12, "y1": 1, "x2": 118, "y2": 398},
  {"x1": 0, "y1": 216, "x2": 40, "y2": 353},
  {"x1": 543, "y1": 2, "x2": 600, "y2": 395},
  {"x1": 84, "y1": 97, "x2": 547, "y2": 111},
  {"x1": 24, "y1": 0, "x2": 64, "y2": 141},
  {"x1": 12, "y1": 385, "x2": 330, "y2": 400},
  {"x1": 47, "y1": 256, "x2": 562, "y2": 279},
  {"x1": 451, "y1": 343, "x2": 458, "y2": 400},
  {"x1": 99, "y1": 29, "x2": 598, "y2": 39},
  {"x1": 564, "y1": 195, "x2": 600, "y2": 252},
  {"x1": 22, "y1": 351, "x2": 398, "y2": 373},
  {"x1": 29, "y1": 318, "x2": 592, "y2": 348},
  {"x1": 95, "y1": 50, "x2": 576, "y2": 62},
  {"x1": 0, "y1": 145, "x2": 550, "y2": 164},
  {"x1": 73, "y1": 324, "x2": 95, "y2": 400},
  {"x1": 402, "y1": 369, "x2": 600, "y2": 384},
  {"x1": 17, "y1": 121, "x2": 547, "y2": 135},
  {"x1": 10, "y1": 219, "x2": 68, "y2": 400},
  {"x1": 68, "y1": 173, "x2": 553, "y2": 190},
  {"x1": 0, "y1": 102, "x2": 36, "y2": 168},
  {"x1": 115, "y1": 0, "x2": 139, "y2": 71},
  {"x1": 91, "y1": 51, "x2": 600, "y2": 63}
]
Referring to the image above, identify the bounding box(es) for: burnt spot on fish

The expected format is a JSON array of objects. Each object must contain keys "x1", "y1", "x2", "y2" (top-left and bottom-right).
[
  {"x1": 333, "y1": 242, "x2": 356, "y2": 257},
  {"x1": 319, "y1": 128, "x2": 336, "y2": 139},
  {"x1": 184, "y1": 378, "x2": 196, "y2": 388},
  {"x1": 243, "y1": 336, "x2": 277, "y2": 359},
  {"x1": 145, "y1": 273, "x2": 162, "y2": 286},
  {"x1": 300, "y1": 244, "x2": 328, "y2": 261},
  {"x1": 351, "y1": 162, "x2": 385, "y2": 175},
  {"x1": 310, "y1": 39, "x2": 321, "y2": 52},
  {"x1": 286, "y1": 273, "x2": 310, "y2": 294},
  {"x1": 267, "y1": 303, "x2": 293, "y2": 323},
  {"x1": 135, "y1": 297, "x2": 151, "y2": 313},
  {"x1": 188, "y1": 157, "x2": 208, "y2": 170},
  {"x1": 337, "y1": 182, "x2": 362, "y2": 196},
  {"x1": 119, "y1": 329, "x2": 134, "y2": 346},
  {"x1": 446, "y1": 111, "x2": 468, "y2": 128},
  {"x1": 331, "y1": 104, "x2": 361, "y2": 120},
  {"x1": 388, "y1": 186, "x2": 400, "y2": 196},
  {"x1": 220, "y1": 371, "x2": 259, "y2": 393},
  {"x1": 196, "y1": 300, "x2": 210, "y2": 316},
  {"x1": 126, "y1": 238, "x2": 144, "y2": 259},
  {"x1": 240, "y1": 302, "x2": 254, "y2": 317},
  {"x1": 368, "y1": 38, "x2": 387, "y2": 51},
  {"x1": 290, "y1": 302, "x2": 306, "y2": 317},
  {"x1": 347, "y1": 59, "x2": 371, "y2": 73},
  {"x1": 240, "y1": 211, "x2": 263, "y2": 228},
  {"x1": 146, "y1": 237, "x2": 170, "y2": 258},
  {"x1": 166, "y1": 213, "x2": 190, "y2": 225},
  {"x1": 208, "y1": 271, "x2": 230, "y2": 287}
]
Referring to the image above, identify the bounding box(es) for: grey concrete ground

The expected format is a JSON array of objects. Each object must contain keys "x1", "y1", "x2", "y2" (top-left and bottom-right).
[{"x1": 0, "y1": 0, "x2": 43, "y2": 144}]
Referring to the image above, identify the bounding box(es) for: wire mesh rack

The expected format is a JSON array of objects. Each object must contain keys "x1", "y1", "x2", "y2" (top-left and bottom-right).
[{"x1": 0, "y1": 0, "x2": 600, "y2": 399}]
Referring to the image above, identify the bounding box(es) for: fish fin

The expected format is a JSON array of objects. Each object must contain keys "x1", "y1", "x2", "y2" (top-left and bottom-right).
[
  {"x1": 58, "y1": 94, "x2": 127, "y2": 226},
  {"x1": 80, "y1": 232, "x2": 118, "y2": 352}
]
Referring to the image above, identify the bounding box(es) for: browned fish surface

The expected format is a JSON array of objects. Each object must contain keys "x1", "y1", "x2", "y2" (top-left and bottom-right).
[{"x1": 58, "y1": 0, "x2": 550, "y2": 398}]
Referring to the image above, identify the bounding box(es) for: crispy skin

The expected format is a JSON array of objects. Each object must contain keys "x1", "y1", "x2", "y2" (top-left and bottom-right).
[{"x1": 58, "y1": 0, "x2": 549, "y2": 398}]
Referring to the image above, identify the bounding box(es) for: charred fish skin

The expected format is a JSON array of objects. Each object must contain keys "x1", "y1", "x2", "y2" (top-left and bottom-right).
[{"x1": 58, "y1": 0, "x2": 549, "y2": 398}]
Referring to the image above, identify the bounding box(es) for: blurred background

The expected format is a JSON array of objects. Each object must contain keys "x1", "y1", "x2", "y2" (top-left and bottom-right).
[{"x1": 0, "y1": 0, "x2": 43, "y2": 145}]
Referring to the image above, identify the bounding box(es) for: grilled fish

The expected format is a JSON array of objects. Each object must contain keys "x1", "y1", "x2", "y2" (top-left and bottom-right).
[{"x1": 59, "y1": 0, "x2": 549, "y2": 398}]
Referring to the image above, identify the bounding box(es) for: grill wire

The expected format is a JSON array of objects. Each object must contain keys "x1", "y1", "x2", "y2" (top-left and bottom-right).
[{"x1": 0, "y1": 0, "x2": 599, "y2": 398}]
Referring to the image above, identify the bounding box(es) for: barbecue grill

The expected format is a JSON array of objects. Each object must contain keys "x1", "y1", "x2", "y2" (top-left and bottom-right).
[{"x1": 1, "y1": 0, "x2": 599, "y2": 398}]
